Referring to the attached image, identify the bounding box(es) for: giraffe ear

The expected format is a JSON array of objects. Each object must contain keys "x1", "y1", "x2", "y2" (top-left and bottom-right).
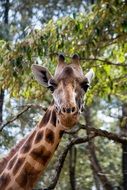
[
  {"x1": 31, "y1": 64, "x2": 52, "y2": 87},
  {"x1": 85, "y1": 69, "x2": 94, "y2": 84}
]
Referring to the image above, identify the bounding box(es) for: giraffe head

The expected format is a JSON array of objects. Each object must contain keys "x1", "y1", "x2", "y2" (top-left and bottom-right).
[{"x1": 32, "y1": 54, "x2": 94, "y2": 128}]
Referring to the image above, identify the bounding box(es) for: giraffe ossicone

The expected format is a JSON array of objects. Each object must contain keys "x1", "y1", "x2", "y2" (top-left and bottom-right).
[{"x1": 0, "y1": 54, "x2": 94, "y2": 190}]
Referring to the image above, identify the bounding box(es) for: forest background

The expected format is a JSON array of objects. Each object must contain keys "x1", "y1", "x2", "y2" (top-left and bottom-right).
[{"x1": 0, "y1": 0, "x2": 127, "y2": 189}]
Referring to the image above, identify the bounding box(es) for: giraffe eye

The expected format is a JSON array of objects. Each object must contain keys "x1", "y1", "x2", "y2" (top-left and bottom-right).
[
  {"x1": 80, "y1": 81, "x2": 89, "y2": 92},
  {"x1": 48, "y1": 85, "x2": 55, "y2": 92}
]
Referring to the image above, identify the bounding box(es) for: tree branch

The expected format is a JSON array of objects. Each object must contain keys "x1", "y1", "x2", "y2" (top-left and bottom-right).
[
  {"x1": 0, "y1": 89, "x2": 4, "y2": 126},
  {"x1": 84, "y1": 108, "x2": 113, "y2": 190},
  {"x1": 82, "y1": 124, "x2": 127, "y2": 144},
  {"x1": 80, "y1": 57, "x2": 127, "y2": 67},
  {"x1": 20, "y1": 104, "x2": 47, "y2": 111},
  {"x1": 0, "y1": 104, "x2": 46, "y2": 132},
  {"x1": 88, "y1": 139, "x2": 113, "y2": 190},
  {"x1": 0, "y1": 106, "x2": 31, "y2": 132},
  {"x1": 65, "y1": 124, "x2": 127, "y2": 144},
  {"x1": 69, "y1": 146, "x2": 77, "y2": 190},
  {"x1": 48, "y1": 52, "x2": 127, "y2": 67}
]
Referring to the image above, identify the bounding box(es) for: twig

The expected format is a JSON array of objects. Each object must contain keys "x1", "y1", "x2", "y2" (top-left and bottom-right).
[
  {"x1": 20, "y1": 104, "x2": 47, "y2": 111},
  {"x1": 0, "y1": 106, "x2": 31, "y2": 132},
  {"x1": 0, "y1": 104, "x2": 47, "y2": 132}
]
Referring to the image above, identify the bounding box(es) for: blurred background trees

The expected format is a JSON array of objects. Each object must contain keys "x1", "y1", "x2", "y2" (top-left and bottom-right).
[{"x1": 0, "y1": 0, "x2": 127, "y2": 189}]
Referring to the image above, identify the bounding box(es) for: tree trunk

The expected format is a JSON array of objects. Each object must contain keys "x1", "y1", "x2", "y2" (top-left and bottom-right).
[
  {"x1": 122, "y1": 143, "x2": 127, "y2": 190},
  {"x1": 87, "y1": 138, "x2": 113, "y2": 190},
  {"x1": 0, "y1": 0, "x2": 10, "y2": 125},
  {"x1": 0, "y1": 90, "x2": 4, "y2": 125},
  {"x1": 84, "y1": 107, "x2": 113, "y2": 190},
  {"x1": 4, "y1": 0, "x2": 9, "y2": 24},
  {"x1": 69, "y1": 146, "x2": 77, "y2": 190},
  {"x1": 121, "y1": 103, "x2": 127, "y2": 190},
  {"x1": 93, "y1": 171, "x2": 101, "y2": 190}
]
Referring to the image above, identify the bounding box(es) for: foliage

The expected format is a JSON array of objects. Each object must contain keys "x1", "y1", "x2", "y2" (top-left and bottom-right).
[
  {"x1": 0, "y1": 0, "x2": 127, "y2": 189},
  {"x1": 0, "y1": 0, "x2": 84, "y2": 40},
  {"x1": 0, "y1": 0, "x2": 127, "y2": 103}
]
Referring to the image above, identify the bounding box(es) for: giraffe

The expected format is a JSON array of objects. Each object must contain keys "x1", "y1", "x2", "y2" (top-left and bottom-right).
[{"x1": 0, "y1": 54, "x2": 94, "y2": 190}]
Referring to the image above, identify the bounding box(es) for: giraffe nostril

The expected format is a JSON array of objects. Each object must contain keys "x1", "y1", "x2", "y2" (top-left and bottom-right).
[
  {"x1": 55, "y1": 106, "x2": 58, "y2": 111},
  {"x1": 55, "y1": 106, "x2": 61, "y2": 113},
  {"x1": 72, "y1": 107, "x2": 75, "y2": 113},
  {"x1": 61, "y1": 106, "x2": 77, "y2": 114},
  {"x1": 63, "y1": 107, "x2": 66, "y2": 113}
]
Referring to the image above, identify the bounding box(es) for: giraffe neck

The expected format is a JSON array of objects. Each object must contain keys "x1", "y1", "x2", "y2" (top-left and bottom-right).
[{"x1": 0, "y1": 105, "x2": 64, "y2": 190}]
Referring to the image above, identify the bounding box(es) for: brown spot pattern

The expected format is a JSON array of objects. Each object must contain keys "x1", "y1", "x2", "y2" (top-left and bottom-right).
[
  {"x1": 50, "y1": 109, "x2": 57, "y2": 127},
  {"x1": 30, "y1": 145, "x2": 51, "y2": 165},
  {"x1": 45, "y1": 128, "x2": 55, "y2": 144},
  {"x1": 0, "y1": 138, "x2": 25, "y2": 174},
  {"x1": 34, "y1": 131, "x2": 43, "y2": 144},
  {"x1": 13, "y1": 157, "x2": 25, "y2": 175},
  {"x1": 20, "y1": 131, "x2": 36, "y2": 154},
  {"x1": 15, "y1": 162, "x2": 40, "y2": 189},
  {"x1": 7, "y1": 155, "x2": 17, "y2": 170},
  {"x1": 0, "y1": 173, "x2": 11, "y2": 190},
  {"x1": 39, "y1": 110, "x2": 51, "y2": 128}
]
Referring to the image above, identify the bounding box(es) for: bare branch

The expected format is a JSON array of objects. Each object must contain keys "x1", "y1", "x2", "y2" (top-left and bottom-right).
[
  {"x1": 0, "y1": 106, "x2": 31, "y2": 132},
  {"x1": 20, "y1": 104, "x2": 47, "y2": 111},
  {"x1": 0, "y1": 104, "x2": 47, "y2": 132},
  {"x1": 85, "y1": 107, "x2": 113, "y2": 189},
  {"x1": 81, "y1": 124, "x2": 127, "y2": 144},
  {"x1": 65, "y1": 124, "x2": 127, "y2": 144},
  {"x1": 80, "y1": 57, "x2": 127, "y2": 67}
]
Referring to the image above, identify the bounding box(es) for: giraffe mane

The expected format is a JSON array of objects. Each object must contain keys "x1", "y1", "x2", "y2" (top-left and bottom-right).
[{"x1": 0, "y1": 137, "x2": 26, "y2": 174}]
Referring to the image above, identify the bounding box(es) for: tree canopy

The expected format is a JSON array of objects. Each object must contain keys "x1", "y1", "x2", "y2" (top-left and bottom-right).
[
  {"x1": 0, "y1": 0, "x2": 127, "y2": 102},
  {"x1": 0, "y1": 0, "x2": 127, "y2": 189}
]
